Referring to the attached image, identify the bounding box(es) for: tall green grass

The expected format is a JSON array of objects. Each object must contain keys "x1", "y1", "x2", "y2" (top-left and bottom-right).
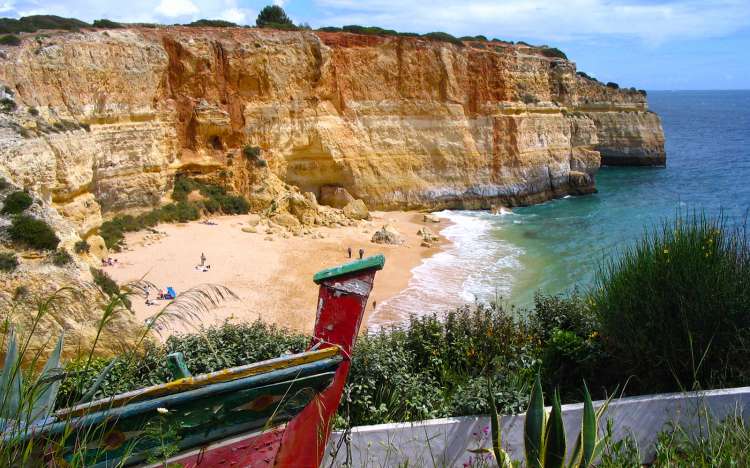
[
  {"x1": 592, "y1": 213, "x2": 750, "y2": 393},
  {"x1": 0, "y1": 280, "x2": 235, "y2": 466}
]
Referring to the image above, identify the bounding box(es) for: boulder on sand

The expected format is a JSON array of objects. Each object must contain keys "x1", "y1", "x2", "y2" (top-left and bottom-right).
[
  {"x1": 371, "y1": 224, "x2": 403, "y2": 245},
  {"x1": 343, "y1": 199, "x2": 370, "y2": 220},
  {"x1": 417, "y1": 227, "x2": 439, "y2": 244},
  {"x1": 246, "y1": 213, "x2": 261, "y2": 227},
  {"x1": 319, "y1": 186, "x2": 355, "y2": 209},
  {"x1": 423, "y1": 213, "x2": 441, "y2": 223},
  {"x1": 271, "y1": 213, "x2": 301, "y2": 229}
]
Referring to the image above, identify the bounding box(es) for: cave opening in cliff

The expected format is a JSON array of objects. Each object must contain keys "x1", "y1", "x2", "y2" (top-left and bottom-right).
[{"x1": 209, "y1": 135, "x2": 223, "y2": 150}]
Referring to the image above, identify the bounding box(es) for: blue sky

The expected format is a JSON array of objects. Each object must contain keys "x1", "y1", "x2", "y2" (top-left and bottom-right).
[{"x1": 4, "y1": 0, "x2": 750, "y2": 90}]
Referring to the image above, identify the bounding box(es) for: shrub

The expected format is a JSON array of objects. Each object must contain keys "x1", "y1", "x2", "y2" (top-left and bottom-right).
[
  {"x1": 344, "y1": 330, "x2": 447, "y2": 426},
  {"x1": 171, "y1": 175, "x2": 197, "y2": 202},
  {"x1": 0, "y1": 34, "x2": 20, "y2": 46},
  {"x1": 243, "y1": 147, "x2": 268, "y2": 168},
  {"x1": 529, "y1": 292, "x2": 595, "y2": 343},
  {"x1": 51, "y1": 248, "x2": 73, "y2": 266},
  {"x1": 256, "y1": 5, "x2": 293, "y2": 28},
  {"x1": 0, "y1": 252, "x2": 18, "y2": 272},
  {"x1": 28, "y1": 106, "x2": 39, "y2": 116},
  {"x1": 606, "y1": 81, "x2": 620, "y2": 89},
  {"x1": 57, "y1": 320, "x2": 308, "y2": 406},
  {"x1": 592, "y1": 214, "x2": 750, "y2": 392},
  {"x1": 576, "y1": 71, "x2": 597, "y2": 82},
  {"x1": 13, "y1": 285, "x2": 27, "y2": 299},
  {"x1": 101, "y1": 177, "x2": 249, "y2": 248},
  {"x1": 218, "y1": 195, "x2": 249, "y2": 214},
  {"x1": 201, "y1": 197, "x2": 221, "y2": 214},
  {"x1": 341, "y1": 25, "x2": 399, "y2": 36},
  {"x1": 520, "y1": 93, "x2": 539, "y2": 104},
  {"x1": 0, "y1": 177, "x2": 8, "y2": 190},
  {"x1": 99, "y1": 219, "x2": 125, "y2": 250},
  {"x1": 8, "y1": 215, "x2": 60, "y2": 250},
  {"x1": 2, "y1": 190, "x2": 33, "y2": 214},
  {"x1": 638, "y1": 89, "x2": 648, "y2": 96},
  {"x1": 90, "y1": 267, "x2": 119, "y2": 297},
  {"x1": 74, "y1": 239, "x2": 90, "y2": 254},
  {"x1": 540, "y1": 46, "x2": 567, "y2": 59},
  {"x1": 92, "y1": 19, "x2": 122, "y2": 28},
  {"x1": 525, "y1": 292, "x2": 614, "y2": 400},
  {"x1": 242, "y1": 145, "x2": 261, "y2": 159},
  {"x1": 0, "y1": 15, "x2": 89, "y2": 34},
  {"x1": 0, "y1": 97, "x2": 16, "y2": 112},
  {"x1": 159, "y1": 201, "x2": 200, "y2": 223},
  {"x1": 186, "y1": 19, "x2": 238, "y2": 28},
  {"x1": 422, "y1": 31, "x2": 464, "y2": 46}
]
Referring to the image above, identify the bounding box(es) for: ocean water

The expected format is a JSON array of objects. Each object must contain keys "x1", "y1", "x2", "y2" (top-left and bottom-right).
[{"x1": 372, "y1": 90, "x2": 750, "y2": 326}]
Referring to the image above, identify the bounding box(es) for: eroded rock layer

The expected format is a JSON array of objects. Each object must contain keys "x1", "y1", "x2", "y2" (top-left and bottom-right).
[{"x1": 0, "y1": 27, "x2": 665, "y2": 229}]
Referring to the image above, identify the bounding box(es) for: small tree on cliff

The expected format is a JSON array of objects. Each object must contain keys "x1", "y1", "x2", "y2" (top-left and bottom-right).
[{"x1": 256, "y1": 5, "x2": 293, "y2": 28}]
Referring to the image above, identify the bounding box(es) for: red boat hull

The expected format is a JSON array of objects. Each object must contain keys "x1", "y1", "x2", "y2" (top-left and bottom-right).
[{"x1": 159, "y1": 255, "x2": 383, "y2": 467}]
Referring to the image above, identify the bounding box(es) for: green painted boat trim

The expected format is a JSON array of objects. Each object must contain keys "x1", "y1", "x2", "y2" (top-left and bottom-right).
[
  {"x1": 19, "y1": 356, "x2": 342, "y2": 442},
  {"x1": 57, "y1": 347, "x2": 341, "y2": 418},
  {"x1": 313, "y1": 254, "x2": 385, "y2": 284}
]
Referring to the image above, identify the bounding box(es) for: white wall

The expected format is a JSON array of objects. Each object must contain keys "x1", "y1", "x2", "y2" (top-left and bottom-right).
[{"x1": 324, "y1": 386, "x2": 750, "y2": 467}]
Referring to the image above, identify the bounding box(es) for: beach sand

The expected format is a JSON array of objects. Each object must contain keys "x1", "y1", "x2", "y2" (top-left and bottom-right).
[{"x1": 105, "y1": 211, "x2": 448, "y2": 337}]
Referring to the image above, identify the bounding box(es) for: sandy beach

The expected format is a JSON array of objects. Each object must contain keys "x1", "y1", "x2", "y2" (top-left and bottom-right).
[{"x1": 105, "y1": 211, "x2": 449, "y2": 337}]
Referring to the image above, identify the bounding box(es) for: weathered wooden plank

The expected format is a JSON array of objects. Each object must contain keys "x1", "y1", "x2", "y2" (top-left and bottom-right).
[{"x1": 57, "y1": 346, "x2": 341, "y2": 417}]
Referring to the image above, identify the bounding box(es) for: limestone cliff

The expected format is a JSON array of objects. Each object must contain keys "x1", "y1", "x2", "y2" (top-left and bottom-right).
[{"x1": 0, "y1": 27, "x2": 665, "y2": 233}]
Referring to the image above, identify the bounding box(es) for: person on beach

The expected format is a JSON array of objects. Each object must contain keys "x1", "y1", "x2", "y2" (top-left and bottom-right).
[
  {"x1": 200, "y1": 252, "x2": 206, "y2": 266},
  {"x1": 359, "y1": 248, "x2": 364, "y2": 259},
  {"x1": 347, "y1": 247, "x2": 352, "y2": 258}
]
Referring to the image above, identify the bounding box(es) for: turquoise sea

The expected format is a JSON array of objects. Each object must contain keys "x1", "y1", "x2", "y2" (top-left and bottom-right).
[{"x1": 373, "y1": 90, "x2": 750, "y2": 326}]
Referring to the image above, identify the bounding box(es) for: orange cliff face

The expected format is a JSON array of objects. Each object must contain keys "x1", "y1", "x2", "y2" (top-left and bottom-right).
[{"x1": 0, "y1": 27, "x2": 665, "y2": 233}]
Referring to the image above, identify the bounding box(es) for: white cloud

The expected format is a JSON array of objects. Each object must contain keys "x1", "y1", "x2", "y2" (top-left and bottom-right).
[
  {"x1": 155, "y1": 0, "x2": 199, "y2": 18},
  {"x1": 312, "y1": 0, "x2": 750, "y2": 44},
  {"x1": 219, "y1": 7, "x2": 247, "y2": 24}
]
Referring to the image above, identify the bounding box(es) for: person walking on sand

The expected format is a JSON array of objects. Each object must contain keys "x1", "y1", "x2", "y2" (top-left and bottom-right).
[
  {"x1": 200, "y1": 252, "x2": 206, "y2": 266},
  {"x1": 347, "y1": 247, "x2": 352, "y2": 258},
  {"x1": 358, "y1": 248, "x2": 364, "y2": 259}
]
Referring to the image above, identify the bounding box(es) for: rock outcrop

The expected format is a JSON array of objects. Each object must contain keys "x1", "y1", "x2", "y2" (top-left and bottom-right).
[
  {"x1": 372, "y1": 224, "x2": 404, "y2": 245},
  {"x1": 343, "y1": 199, "x2": 369, "y2": 220},
  {"x1": 0, "y1": 27, "x2": 665, "y2": 229}
]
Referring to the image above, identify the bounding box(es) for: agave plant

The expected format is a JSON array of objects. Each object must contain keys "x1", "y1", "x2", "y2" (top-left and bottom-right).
[
  {"x1": 487, "y1": 374, "x2": 612, "y2": 468},
  {"x1": 0, "y1": 327, "x2": 64, "y2": 429}
]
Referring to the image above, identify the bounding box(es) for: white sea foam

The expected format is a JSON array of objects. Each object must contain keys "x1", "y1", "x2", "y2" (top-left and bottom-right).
[{"x1": 368, "y1": 210, "x2": 523, "y2": 331}]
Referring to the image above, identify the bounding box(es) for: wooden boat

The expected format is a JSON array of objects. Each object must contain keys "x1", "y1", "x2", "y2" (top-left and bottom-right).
[{"x1": 26, "y1": 254, "x2": 385, "y2": 467}]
